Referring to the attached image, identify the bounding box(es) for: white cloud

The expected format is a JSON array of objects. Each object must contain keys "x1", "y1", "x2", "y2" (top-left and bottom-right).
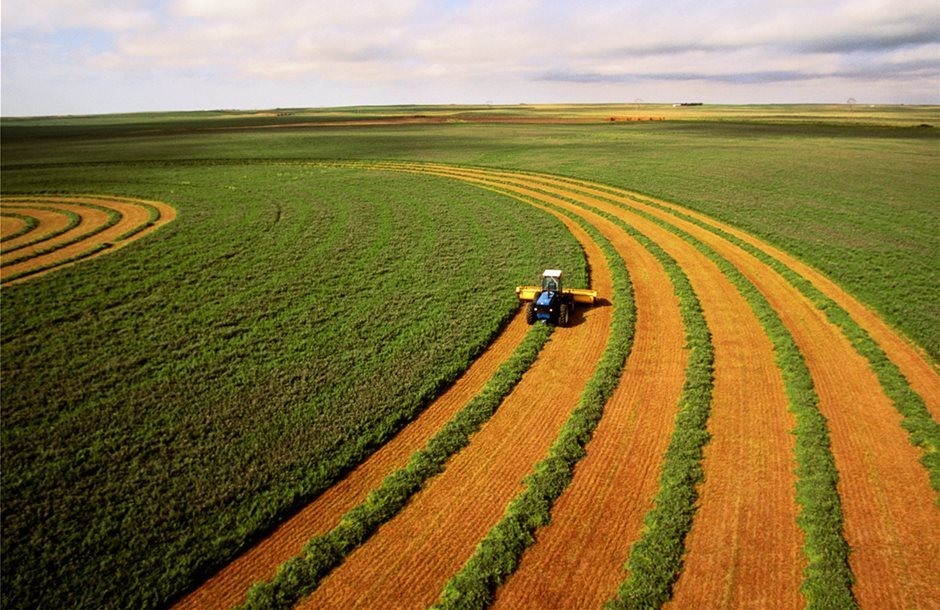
[
  {"x1": 2, "y1": 0, "x2": 938, "y2": 114},
  {"x1": 1, "y1": 0, "x2": 156, "y2": 31}
]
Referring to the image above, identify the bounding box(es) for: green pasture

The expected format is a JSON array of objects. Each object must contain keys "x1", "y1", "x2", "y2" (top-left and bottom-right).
[
  {"x1": 4, "y1": 105, "x2": 937, "y2": 358},
  {"x1": 1, "y1": 104, "x2": 937, "y2": 608},
  {"x1": 0, "y1": 163, "x2": 585, "y2": 608}
]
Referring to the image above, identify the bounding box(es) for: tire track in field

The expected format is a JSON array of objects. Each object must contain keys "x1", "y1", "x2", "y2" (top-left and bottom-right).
[
  {"x1": 297, "y1": 208, "x2": 613, "y2": 610},
  {"x1": 411, "y1": 166, "x2": 800, "y2": 608},
  {"x1": 172, "y1": 314, "x2": 531, "y2": 609},
  {"x1": 0, "y1": 195, "x2": 175, "y2": 285}
]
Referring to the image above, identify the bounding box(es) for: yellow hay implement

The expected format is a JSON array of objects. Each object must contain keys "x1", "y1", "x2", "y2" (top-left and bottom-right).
[{"x1": 515, "y1": 285, "x2": 597, "y2": 304}]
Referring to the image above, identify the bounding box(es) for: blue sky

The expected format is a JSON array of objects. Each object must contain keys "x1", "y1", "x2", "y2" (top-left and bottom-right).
[{"x1": 2, "y1": 0, "x2": 938, "y2": 116}]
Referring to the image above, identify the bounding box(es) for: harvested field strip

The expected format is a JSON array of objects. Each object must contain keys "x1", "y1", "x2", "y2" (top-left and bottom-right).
[
  {"x1": 434, "y1": 193, "x2": 636, "y2": 609},
  {"x1": 238, "y1": 321, "x2": 554, "y2": 610},
  {"x1": 436, "y1": 164, "x2": 937, "y2": 468},
  {"x1": 297, "y1": 205, "x2": 613, "y2": 610},
  {"x1": 542, "y1": 176, "x2": 940, "y2": 438},
  {"x1": 605, "y1": 186, "x2": 940, "y2": 418},
  {"x1": 633, "y1": 226, "x2": 850, "y2": 608},
  {"x1": 0, "y1": 205, "x2": 81, "y2": 255},
  {"x1": 174, "y1": 313, "x2": 532, "y2": 609},
  {"x1": 448, "y1": 168, "x2": 816, "y2": 607},
  {"x1": 1, "y1": 202, "x2": 117, "y2": 265},
  {"x1": 380, "y1": 163, "x2": 805, "y2": 607},
  {"x1": 628, "y1": 195, "x2": 940, "y2": 488},
  {"x1": 679, "y1": 226, "x2": 938, "y2": 609},
  {"x1": 0, "y1": 213, "x2": 39, "y2": 243},
  {"x1": 512, "y1": 176, "x2": 802, "y2": 609},
  {"x1": 537, "y1": 177, "x2": 940, "y2": 487},
  {"x1": 0, "y1": 195, "x2": 176, "y2": 285},
  {"x1": 491, "y1": 204, "x2": 690, "y2": 608},
  {"x1": 450, "y1": 166, "x2": 934, "y2": 607},
  {"x1": 542, "y1": 177, "x2": 935, "y2": 608}
]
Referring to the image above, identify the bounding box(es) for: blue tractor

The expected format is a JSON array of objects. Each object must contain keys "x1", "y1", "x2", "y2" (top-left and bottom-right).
[{"x1": 516, "y1": 269, "x2": 596, "y2": 327}]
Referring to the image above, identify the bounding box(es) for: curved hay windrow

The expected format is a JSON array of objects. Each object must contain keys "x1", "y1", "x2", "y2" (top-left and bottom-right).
[{"x1": 0, "y1": 195, "x2": 176, "y2": 285}]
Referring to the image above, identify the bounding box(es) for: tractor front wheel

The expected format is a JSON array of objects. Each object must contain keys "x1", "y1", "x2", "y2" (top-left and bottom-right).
[{"x1": 525, "y1": 301, "x2": 536, "y2": 325}]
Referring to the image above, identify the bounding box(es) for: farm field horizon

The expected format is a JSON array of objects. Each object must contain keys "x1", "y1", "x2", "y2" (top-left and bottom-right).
[{"x1": 1, "y1": 103, "x2": 938, "y2": 609}]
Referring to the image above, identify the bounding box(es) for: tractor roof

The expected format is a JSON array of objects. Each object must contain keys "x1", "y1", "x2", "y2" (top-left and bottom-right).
[{"x1": 542, "y1": 269, "x2": 562, "y2": 278}]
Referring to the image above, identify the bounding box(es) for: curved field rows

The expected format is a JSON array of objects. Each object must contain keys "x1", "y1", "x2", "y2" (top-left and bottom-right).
[
  {"x1": 424, "y1": 165, "x2": 937, "y2": 608},
  {"x1": 1, "y1": 206, "x2": 80, "y2": 253},
  {"x1": 0, "y1": 195, "x2": 176, "y2": 285},
  {"x1": 551, "y1": 179, "x2": 940, "y2": 421},
  {"x1": 0, "y1": 215, "x2": 32, "y2": 243},
  {"x1": 297, "y1": 211, "x2": 613, "y2": 609},
  {"x1": 490, "y1": 205, "x2": 690, "y2": 609},
  {"x1": 172, "y1": 314, "x2": 531, "y2": 609},
  {"x1": 522, "y1": 172, "x2": 940, "y2": 609},
  {"x1": 394, "y1": 165, "x2": 801, "y2": 608},
  {"x1": 182, "y1": 163, "x2": 939, "y2": 609}
]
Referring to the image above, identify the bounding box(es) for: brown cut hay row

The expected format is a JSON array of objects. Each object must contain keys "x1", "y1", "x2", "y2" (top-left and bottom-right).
[
  {"x1": 172, "y1": 314, "x2": 531, "y2": 609},
  {"x1": 298, "y1": 210, "x2": 613, "y2": 610},
  {"x1": 583, "y1": 184, "x2": 940, "y2": 609},
  {"x1": 0, "y1": 216, "x2": 29, "y2": 241},
  {"x1": 0, "y1": 196, "x2": 175, "y2": 285},
  {"x1": 490, "y1": 199, "x2": 688, "y2": 608},
  {"x1": 429, "y1": 168, "x2": 801, "y2": 608},
  {"x1": 0, "y1": 207, "x2": 74, "y2": 252}
]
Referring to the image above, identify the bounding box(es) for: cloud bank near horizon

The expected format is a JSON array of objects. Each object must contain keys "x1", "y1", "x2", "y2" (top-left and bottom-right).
[{"x1": 2, "y1": 0, "x2": 938, "y2": 115}]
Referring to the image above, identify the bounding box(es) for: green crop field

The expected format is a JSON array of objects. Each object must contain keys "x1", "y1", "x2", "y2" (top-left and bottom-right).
[{"x1": 1, "y1": 104, "x2": 937, "y2": 609}]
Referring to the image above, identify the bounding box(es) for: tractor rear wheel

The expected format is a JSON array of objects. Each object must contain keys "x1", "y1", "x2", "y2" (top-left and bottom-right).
[
  {"x1": 558, "y1": 303, "x2": 570, "y2": 327},
  {"x1": 525, "y1": 301, "x2": 536, "y2": 325}
]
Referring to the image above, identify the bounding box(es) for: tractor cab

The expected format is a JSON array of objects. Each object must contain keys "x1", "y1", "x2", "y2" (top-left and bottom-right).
[{"x1": 541, "y1": 269, "x2": 563, "y2": 293}]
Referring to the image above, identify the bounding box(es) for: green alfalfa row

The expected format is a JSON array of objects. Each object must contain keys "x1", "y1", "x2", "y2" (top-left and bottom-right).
[
  {"x1": 240, "y1": 322, "x2": 554, "y2": 610},
  {"x1": 625, "y1": 191, "x2": 940, "y2": 497},
  {"x1": 578, "y1": 194, "x2": 855, "y2": 609},
  {"x1": 433, "y1": 190, "x2": 636, "y2": 610}
]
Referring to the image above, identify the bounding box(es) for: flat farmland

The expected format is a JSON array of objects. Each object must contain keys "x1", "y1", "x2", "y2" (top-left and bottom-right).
[{"x1": 1, "y1": 104, "x2": 938, "y2": 609}]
